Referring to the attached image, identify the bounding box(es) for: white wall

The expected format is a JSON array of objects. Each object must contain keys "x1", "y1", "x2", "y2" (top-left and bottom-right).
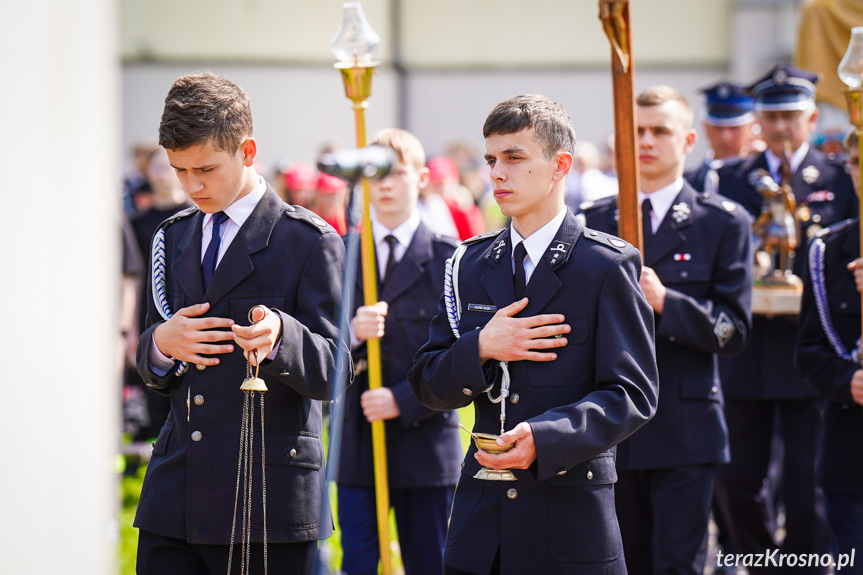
[
  {"x1": 123, "y1": 63, "x2": 724, "y2": 178},
  {"x1": 0, "y1": 1, "x2": 119, "y2": 573}
]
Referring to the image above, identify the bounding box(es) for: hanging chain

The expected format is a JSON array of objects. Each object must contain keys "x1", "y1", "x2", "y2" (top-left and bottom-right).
[{"x1": 228, "y1": 306, "x2": 269, "y2": 575}]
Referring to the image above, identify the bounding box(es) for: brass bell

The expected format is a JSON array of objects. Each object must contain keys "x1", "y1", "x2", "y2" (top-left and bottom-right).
[{"x1": 240, "y1": 377, "x2": 268, "y2": 393}]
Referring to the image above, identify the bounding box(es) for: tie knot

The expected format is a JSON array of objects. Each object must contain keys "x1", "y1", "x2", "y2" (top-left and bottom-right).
[
  {"x1": 384, "y1": 234, "x2": 398, "y2": 250},
  {"x1": 514, "y1": 241, "x2": 528, "y2": 265},
  {"x1": 212, "y1": 211, "x2": 229, "y2": 228},
  {"x1": 641, "y1": 198, "x2": 653, "y2": 213}
]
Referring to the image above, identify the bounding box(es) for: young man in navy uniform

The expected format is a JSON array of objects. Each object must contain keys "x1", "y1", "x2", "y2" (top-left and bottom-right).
[
  {"x1": 714, "y1": 64, "x2": 856, "y2": 570},
  {"x1": 684, "y1": 81, "x2": 759, "y2": 194},
  {"x1": 337, "y1": 128, "x2": 463, "y2": 575},
  {"x1": 582, "y1": 85, "x2": 753, "y2": 574},
  {"x1": 409, "y1": 94, "x2": 659, "y2": 575},
  {"x1": 134, "y1": 73, "x2": 345, "y2": 574},
  {"x1": 796, "y1": 129, "x2": 863, "y2": 573}
]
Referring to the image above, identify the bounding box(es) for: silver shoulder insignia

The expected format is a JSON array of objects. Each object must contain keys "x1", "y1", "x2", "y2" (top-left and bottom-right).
[{"x1": 721, "y1": 201, "x2": 737, "y2": 212}]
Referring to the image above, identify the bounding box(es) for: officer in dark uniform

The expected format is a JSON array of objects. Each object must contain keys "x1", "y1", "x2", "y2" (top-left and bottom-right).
[
  {"x1": 714, "y1": 64, "x2": 857, "y2": 571},
  {"x1": 134, "y1": 73, "x2": 345, "y2": 575},
  {"x1": 582, "y1": 85, "x2": 753, "y2": 575},
  {"x1": 685, "y1": 81, "x2": 758, "y2": 194},
  {"x1": 409, "y1": 94, "x2": 659, "y2": 575},
  {"x1": 337, "y1": 128, "x2": 463, "y2": 575},
  {"x1": 796, "y1": 129, "x2": 863, "y2": 574}
]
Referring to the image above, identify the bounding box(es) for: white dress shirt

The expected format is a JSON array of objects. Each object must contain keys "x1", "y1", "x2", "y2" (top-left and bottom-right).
[
  {"x1": 639, "y1": 178, "x2": 684, "y2": 234},
  {"x1": 510, "y1": 207, "x2": 568, "y2": 284},
  {"x1": 370, "y1": 209, "x2": 421, "y2": 282},
  {"x1": 765, "y1": 143, "x2": 809, "y2": 183}
]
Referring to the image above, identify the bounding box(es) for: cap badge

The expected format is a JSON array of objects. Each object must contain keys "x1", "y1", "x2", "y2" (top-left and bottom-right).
[
  {"x1": 717, "y1": 84, "x2": 731, "y2": 99},
  {"x1": 773, "y1": 67, "x2": 788, "y2": 86}
]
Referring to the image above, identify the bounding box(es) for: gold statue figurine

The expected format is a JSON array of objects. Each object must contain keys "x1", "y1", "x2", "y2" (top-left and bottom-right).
[{"x1": 748, "y1": 145, "x2": 802, "y2": 287}]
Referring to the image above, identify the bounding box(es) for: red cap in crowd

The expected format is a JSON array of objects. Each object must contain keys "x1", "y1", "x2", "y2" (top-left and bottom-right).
[
  {"x1": 316, "y1": 173, "x2": 347, "y2": 194},
  {"x1": 427, "y1": 156, "x2": 459, "y2": 185},
  {"x1": 284, "y1": 162, "x2": 317, "y2": 191}
]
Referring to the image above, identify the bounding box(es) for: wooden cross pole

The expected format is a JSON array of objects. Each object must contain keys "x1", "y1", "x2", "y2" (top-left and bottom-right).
[{"x1": 599, "y1": 0, "x2": 643, "y2": 254}]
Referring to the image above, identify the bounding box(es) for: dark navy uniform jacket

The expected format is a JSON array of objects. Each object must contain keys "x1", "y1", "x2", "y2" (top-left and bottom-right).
[
  {"x1": 717, "y1": 148, "x2": 857, "y2": 399},
  {"x1": 582, "y1": 182, "x2": 753, "y2": 468},
  {"x1": 796, "y1": 219, "x2": 863, "y2": 498},
  {"x1": 683, "y1": 162, "x2": 722, "y2": 192},
  {"x1": 338, "y1": 221, "x2": 463, "y2": 489},
  {"x1": 408, "y1": 210, "x2": 659, "y2": 574},
  {"x1": 135, "y1": 188, "x2": 345, "y2": 545}
]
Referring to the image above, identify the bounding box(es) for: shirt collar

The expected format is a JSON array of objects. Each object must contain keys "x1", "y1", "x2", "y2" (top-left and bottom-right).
[
  {"x1": 203, "y1": 176, "x2": 267, "y2": 228},
  {"x1": 639, "y1": 177, "x2": 684, "y2": 224},
  {"x1": 371, "y1": 209, "x2": 421, "y2": 249},
  {"x1": 510, "y1": 207, "x2": 568, "y2": 266},
  {"x1": 765, "y1": 143, "x2": 809, "y2": 178}
]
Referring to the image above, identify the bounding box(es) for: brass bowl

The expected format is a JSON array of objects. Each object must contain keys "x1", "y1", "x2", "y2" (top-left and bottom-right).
[{"x1": 472, "y1": 432, "x2": 513, "y2": 455}]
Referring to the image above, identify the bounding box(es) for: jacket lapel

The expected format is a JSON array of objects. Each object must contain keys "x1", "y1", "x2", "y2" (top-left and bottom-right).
[
  {"x1": 379, "y1": 221, "x2": 434, "y2": 303},
  {"x1": 204, "y1": 187, "x2": 282, "y2": 307},
  {"x1": 521, "y1": 210, "x2": 580, "y2": 315},
  {"x1": 173, "y1": 211, "x2": 206, "y2": 304},
  {"x1": 644, "y1": 185, "x2": 694, "y2": 267},
  {"x1": 480, "y1": 229, "x2": 518, "y2": 309}
]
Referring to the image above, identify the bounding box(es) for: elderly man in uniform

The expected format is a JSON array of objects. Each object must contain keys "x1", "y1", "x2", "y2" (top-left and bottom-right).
[
  {"x1": 582, "y1": 85, "x2": 753, "y2": 575},
  {"x1": 409, "y1": 94, "x2": 659, "y2": 575},
  {"x1": 685, "y1": 81, "x2": 759, "y2": 194},
  {"x1": 714, "y1": 63, "x2": 858, "y2": 572}
]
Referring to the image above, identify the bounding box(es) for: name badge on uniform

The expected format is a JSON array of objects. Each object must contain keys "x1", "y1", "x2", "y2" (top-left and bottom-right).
[{"x1": 468, "y1": 303, "x2": 497, "y2": 313}]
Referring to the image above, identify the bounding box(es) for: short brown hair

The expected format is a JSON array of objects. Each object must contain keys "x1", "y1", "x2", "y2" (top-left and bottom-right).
[
  {"x1": 637, "y1": 85, "x2": 694, "y2": 130},
  {"x1": 370, "y1": 128, "x2": 426, "y2": 171},
  {"x1": 159, "y1": 72, "x2": 253, "y2": 152},
  {"x1": 483, "y1": 94, "x2": 577, "y2": 159}
]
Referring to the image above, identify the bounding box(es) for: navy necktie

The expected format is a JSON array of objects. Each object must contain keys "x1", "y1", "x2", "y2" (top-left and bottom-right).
[
  {"x1": 202, "y1": 211, "x2": 229, "y2": 290},
  {"x1": 514, "y1": 241, "x2": 527, "y2": 299},
  {"x1": 641, "y1": 198, "x2": 654, "y2": 250},
  {"x1": 381, "y1": 235, "x2": 399, "y2": 288}
]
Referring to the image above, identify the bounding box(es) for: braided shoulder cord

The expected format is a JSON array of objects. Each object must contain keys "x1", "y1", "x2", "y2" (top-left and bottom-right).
[
  {"x1": 151, "y1": 227, "x2": 189, "y2": 376},
  {"x1": 808, "y1": 238, "x2": 861, "y2": 363},
  {"x1": 443, "y1": 242, "x2": 510, "y2": 434}
]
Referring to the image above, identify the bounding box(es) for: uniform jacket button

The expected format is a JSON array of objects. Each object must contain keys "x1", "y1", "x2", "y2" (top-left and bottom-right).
[
  {"x1": 191, "y1": 431, "x2": 203, "y2": 442},
  {"x1": 462, "y1": 388, "x2": 473, "y2": 396},
  {"x1": 586, "y1": 470, "x2": 593, "y2": 480},
  {"x1": 510, "y1": 393, "x2": 520, "y2": 404},
  {"x1": 556, "y1": 468, "x2": 567, "y2": 476},
  {"x1": 711, "y1": 386, "x2": 718, "y2": 394},
  {"x1": 196, "y1": 364, "x2": 206, "y2": 371},
  {"x1": 460, "y1": 461, "x2": 465, "y2": 469},
  {"x1": 506, "y1": 488, "x2": 518, "y2": 500},
  {"x1": 680, "y1": 271, "x2": 689, "y2": 279},
  {"x1": 194, "y1": 394, "x2": 205, "y2": 406},
  {"x1": 289, "y1": 448, "x2": 297, "y2": 458}
]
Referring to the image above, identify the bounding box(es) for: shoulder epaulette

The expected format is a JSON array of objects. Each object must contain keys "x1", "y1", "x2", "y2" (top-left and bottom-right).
[
  {"x1": 579, "y1": 195, "x2": 617, "y2": 212},
  {"x1": 156, "y1": 205, "x2": 199, "y2": 233},
  {"x1": 462, "y1": 228, "x2": 505, "y2": 246},
  {"x1": 697, "y1": 191, "x2": 740, "y2": 216},
  {"x1": 582, "y1": 228, "x2": 628, "y2": 252},
  {"x1": 284, "y1": 205, "x2": 336, "y2": 234},
  {"x1": 432, "y1": 232, "x2": 461, "y2": 248},
  {"x1": 816, "y1": 218, "x2": 856, "y2": 239}
]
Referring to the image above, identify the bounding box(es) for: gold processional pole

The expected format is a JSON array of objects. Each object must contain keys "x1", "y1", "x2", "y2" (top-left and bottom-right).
[
  {"x1": 331, "y1": 4, "x2": 392, "y2": 574},
  {"x1": 599, "y1": 0, "x2": 643, "y2": 255},
  {"x1": 839, "y1": 27, "x2": 863, "y2": 342}
]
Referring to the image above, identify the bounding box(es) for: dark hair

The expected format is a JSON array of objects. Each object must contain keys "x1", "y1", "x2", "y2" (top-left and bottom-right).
[
  {"x1": 636, "y1": 85, "x2": 693, "y2": 130},
  {"x1": 159, "y1": 72, "x2": 253, "y2": 152},
  {"x1": 482, "y1": 94, "x2": 577, "y2": 159}
]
